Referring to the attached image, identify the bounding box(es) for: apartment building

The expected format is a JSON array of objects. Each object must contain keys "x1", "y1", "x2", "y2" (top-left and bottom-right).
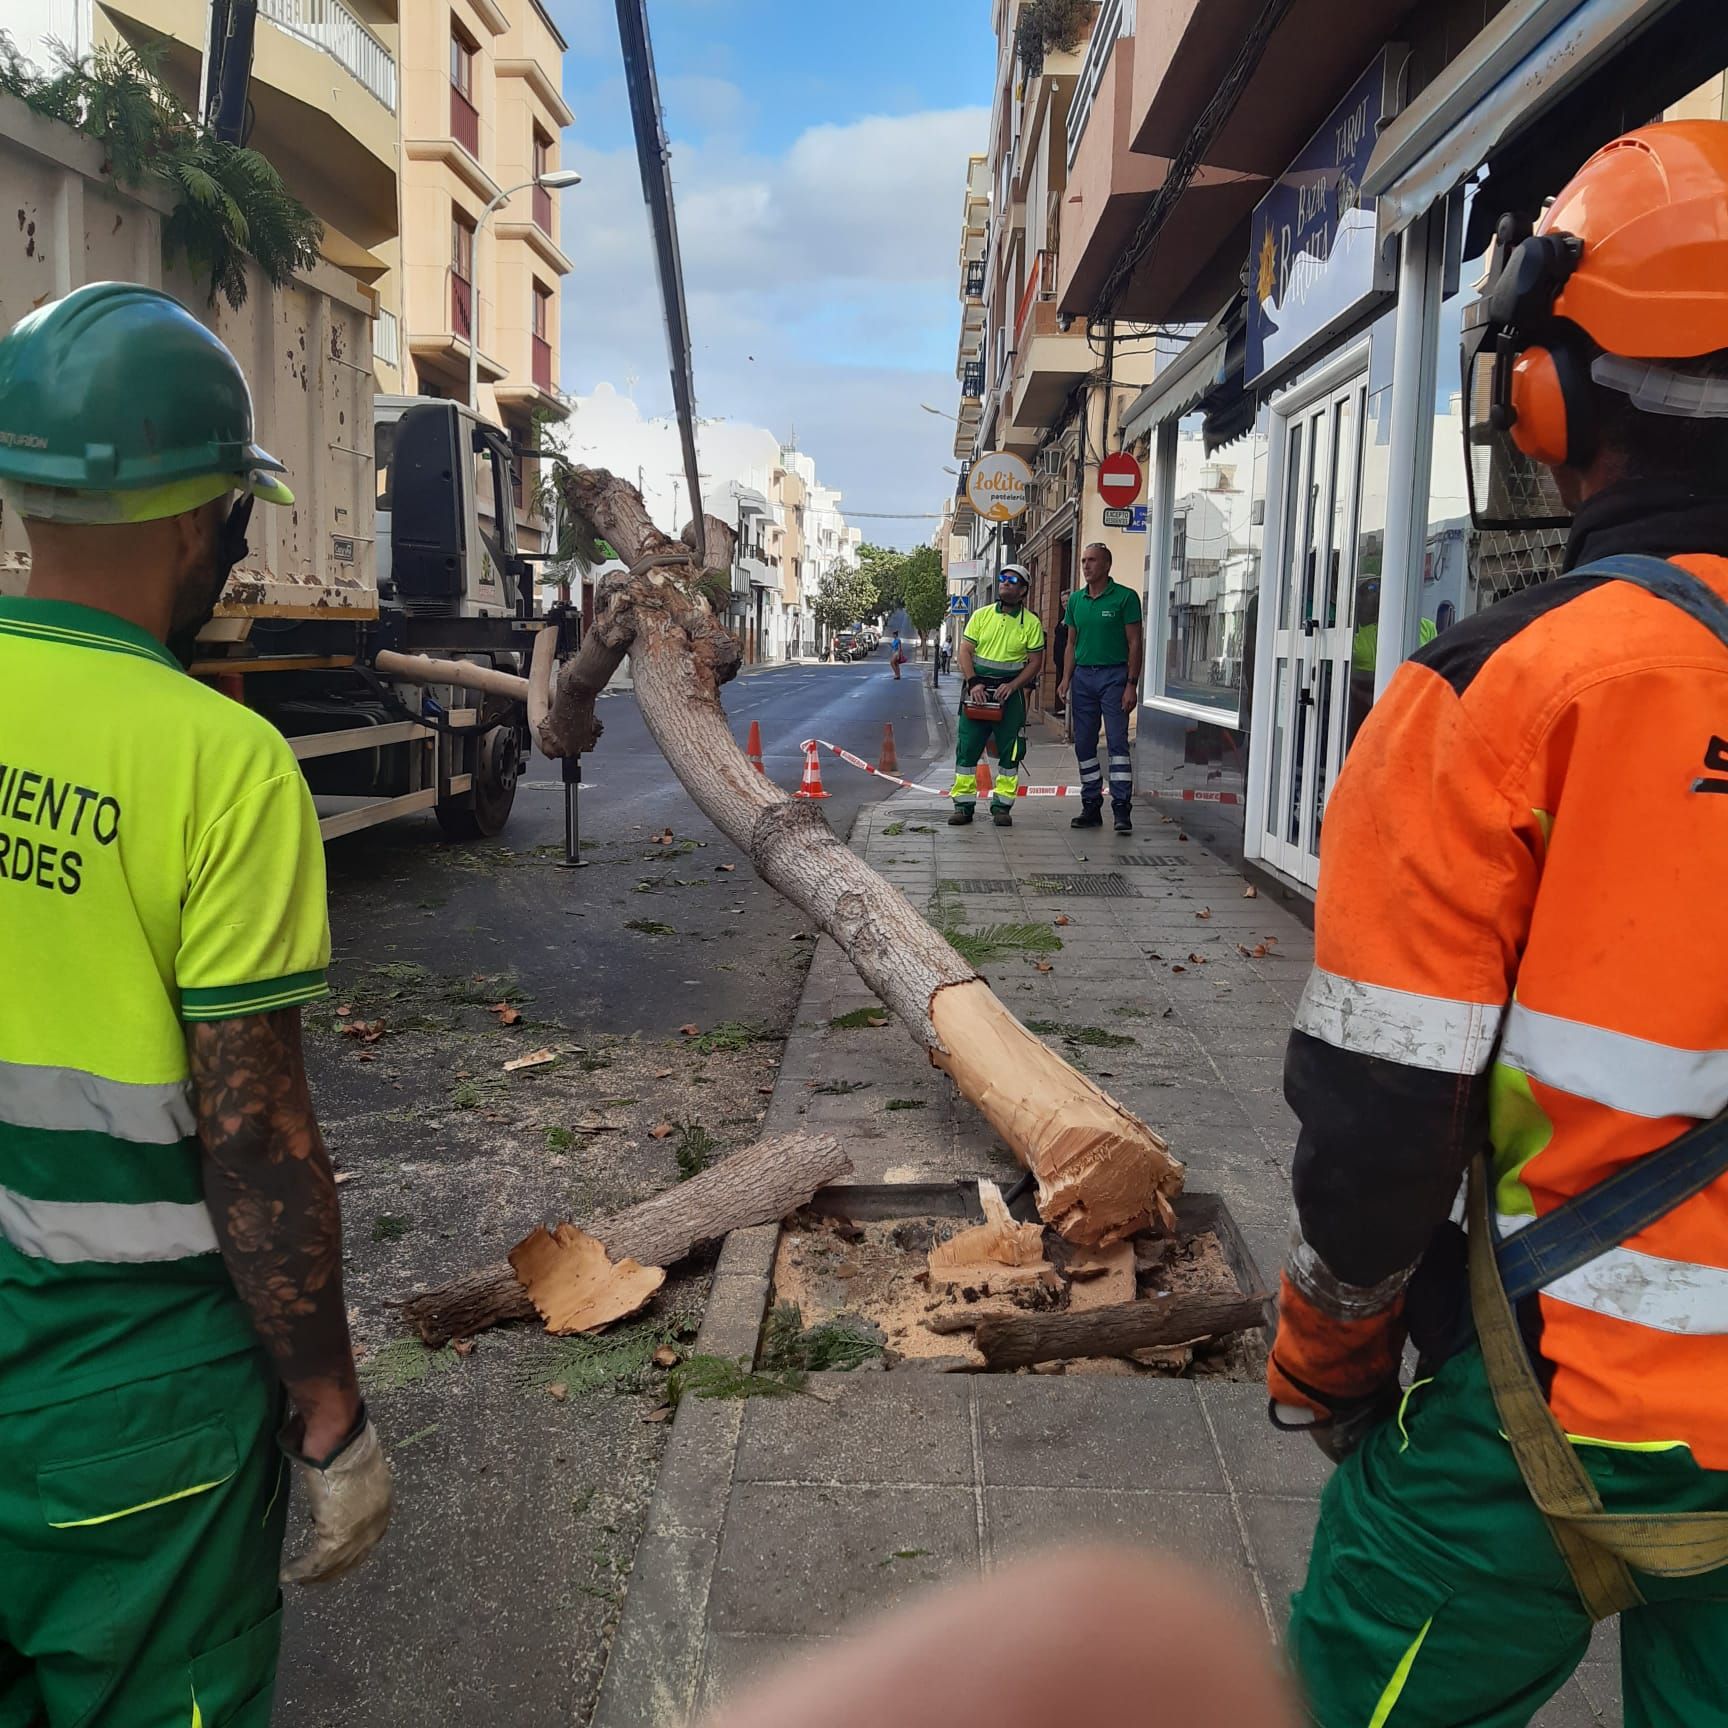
[
  {"x1": 954, "y1": 0, "x2": 1728, "y2": 902},
  {"x1": 397, "y1": 0, "x2": 573, "y2": 552},
  {"x1": 953, "y1": 0, "x2": 1158, "y2": 716},
  {"x1": 10, "y1": 0, "x2": 575, "y2": 555}
]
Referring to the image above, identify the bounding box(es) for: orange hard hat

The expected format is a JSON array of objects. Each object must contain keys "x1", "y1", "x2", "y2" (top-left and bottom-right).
[{"x1": 1540, "y1": 119, "x2": 1728, "y2": 359}]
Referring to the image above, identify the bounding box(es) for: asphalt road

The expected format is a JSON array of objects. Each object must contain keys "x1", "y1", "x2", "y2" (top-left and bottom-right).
[{"x1": 275, "y1": 654, "x2": 952, "y2": 1728}]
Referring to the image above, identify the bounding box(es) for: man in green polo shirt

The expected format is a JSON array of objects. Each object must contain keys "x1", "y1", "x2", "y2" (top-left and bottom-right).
[
  {"x1": 0, "y1": 283, "x2": 390, "y2": 1726},
  {"x1": 1056, "y1": 542, "x2": 1144, "y2": 834},
  {"x1": 951, "y1": 565, "x2": 1045, "y2": 827}
]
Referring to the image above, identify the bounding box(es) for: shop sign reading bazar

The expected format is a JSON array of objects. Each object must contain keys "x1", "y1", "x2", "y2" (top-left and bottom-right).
[
  {"x1": 1245, "y1": 46, "x2": 1404, "y2": 386},
  {"x1": 965, "y1": 451, "x2": 1032, "y2": 523}
]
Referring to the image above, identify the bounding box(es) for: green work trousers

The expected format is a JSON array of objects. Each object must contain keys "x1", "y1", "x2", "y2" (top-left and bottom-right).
[
  {"x1": 951, "y1": 689, "x2": 1027, "y2": 812},
  {"x1": 1289, "y1": 1345, "x2": 1728, "y2": 1727},
  {"x1": 0, "y1": 1348, "x2": 288, "y2": 1727}
]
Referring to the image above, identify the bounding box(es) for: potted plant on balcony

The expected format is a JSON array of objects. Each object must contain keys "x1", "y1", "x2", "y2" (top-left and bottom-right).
[{"x1": 1014, "y1": 0, "x2": 1098, "y2": 83}]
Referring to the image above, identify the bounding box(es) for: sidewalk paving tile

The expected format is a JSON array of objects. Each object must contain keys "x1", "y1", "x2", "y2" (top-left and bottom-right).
[
  {"x1": 734, "y1": 1374, "x2": 976, "y2": 1487},
  {"x1": 709, "y1": 1484, "x2": 980, "y2": 1635}
]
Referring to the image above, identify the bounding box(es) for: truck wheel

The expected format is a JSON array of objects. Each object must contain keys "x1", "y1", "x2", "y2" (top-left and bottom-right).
[{"x1": 436, "y1": 723, "x2": 521, "y2": 839}]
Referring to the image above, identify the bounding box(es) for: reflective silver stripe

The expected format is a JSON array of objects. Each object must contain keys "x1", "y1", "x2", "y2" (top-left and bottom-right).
[
  {"x1": 0, "y1": 1184, "x2": 217, "y2": 1263},
  {"x1": 1295, "y1": 966, "x2": 1504, "y2": 1075},
  {"x1": 1499, "y1": 1005, "x2": 1728, "y2": 1120},
  {"x1": 0, "y1": 1058, "x2": 193, "y2": 1145},
  {"x1": 1497, "y1": 1211, "x2": 1728, "y2": 1335}
]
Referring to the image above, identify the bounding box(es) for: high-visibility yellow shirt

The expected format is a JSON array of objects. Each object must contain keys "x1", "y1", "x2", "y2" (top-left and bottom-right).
[
  {"x1": 964, "y1": 603, "x2": 1046, "y2": 679},
  {"x1": 0, "y1": 597, "x2": 330, "y2": 1413}
]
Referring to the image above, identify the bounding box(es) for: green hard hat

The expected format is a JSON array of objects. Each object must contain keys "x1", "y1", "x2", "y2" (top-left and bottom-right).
[{"x1": 0, "y1": 281, "x2": 293, "y2": 522}]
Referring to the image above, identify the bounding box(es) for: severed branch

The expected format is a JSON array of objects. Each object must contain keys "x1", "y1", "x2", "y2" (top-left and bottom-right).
[
  {"x1": 401, "y1": 1130, "x2": 850, "y2": 1346},
  {"x1": 534, "y1": 464, "x2": 1184, "y2": 1245},
  {"x1": 971, "y1": 1292, "x2": 1269, "y2": 1371}
]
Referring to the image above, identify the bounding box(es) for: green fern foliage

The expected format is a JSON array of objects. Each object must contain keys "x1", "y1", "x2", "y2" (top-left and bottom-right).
[{"x1": 0, "y1": 34, "x2": 321, "y2": 308}]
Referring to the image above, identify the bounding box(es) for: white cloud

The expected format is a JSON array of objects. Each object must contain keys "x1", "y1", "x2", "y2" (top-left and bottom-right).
[{"x1": 558, "y1": 104, "x2": 985, "y2": 546}]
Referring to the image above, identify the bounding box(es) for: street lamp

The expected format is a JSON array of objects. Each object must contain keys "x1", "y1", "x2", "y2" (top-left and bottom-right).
[
  {"x1": 919, "y1": 403, "x2": 958, "y2": 421},
  {"x1": 469, "y1": 168, "x2": 584, "y2": 417}
]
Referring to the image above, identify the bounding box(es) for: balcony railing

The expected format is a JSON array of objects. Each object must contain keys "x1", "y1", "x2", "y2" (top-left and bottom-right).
[
  {"x1": 260, "y1": 0, "x2": 397, "y2": 111},
  {"x1": 961, "y1": 361, "x2": 985, "y2": 399},
  {"x1": 451, "y1": 83, "x2": 480, "y2": 158},
  {"x1": 373, "y1": 307, "x2": 399, "y2": 367},
  {"x1": 533, "y1": 183, "x2": 554, "y2": 233},
  {"x1": 1067, "y1": 0, "x2": 1135, "y2": 173},
  {"x1": 532, "y1": 334, "x2": 553, "y2": 393},
  {"x1": 451, "y1": 269, "x2": 474, "y2": 340},
  {"x1": 1014, "y1": 249, "x2": 1059, "y2": 346},
  {"x1": 963, "y1": 258, "x2": 986, "y2": 300}
]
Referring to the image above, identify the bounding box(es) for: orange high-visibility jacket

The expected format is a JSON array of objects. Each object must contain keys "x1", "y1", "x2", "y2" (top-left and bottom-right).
[{"x1": 1288, "y1": 548, "x2": 1728, "y2": 1464}]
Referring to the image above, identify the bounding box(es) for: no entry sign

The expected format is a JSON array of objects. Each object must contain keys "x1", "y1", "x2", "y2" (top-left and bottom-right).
[{"x1": 1098, "y1": 451, "x2": 1143, "y2": 509}]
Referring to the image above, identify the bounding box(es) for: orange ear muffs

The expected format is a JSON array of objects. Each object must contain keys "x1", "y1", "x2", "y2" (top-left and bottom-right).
[{"x1": 1508, "y1": 342, "x2": 1597, "y2": 467}]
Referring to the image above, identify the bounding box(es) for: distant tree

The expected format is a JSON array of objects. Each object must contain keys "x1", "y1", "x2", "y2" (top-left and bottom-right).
[
  {"x1": 901, "y1": 547, "x2": 949, "y2": 679},
  {"x1": 857, "y1": 542, "x2": 908, "y2": 621},
  {"x1": 812, "y1": 563, "x2": 880, "y2": 637}
]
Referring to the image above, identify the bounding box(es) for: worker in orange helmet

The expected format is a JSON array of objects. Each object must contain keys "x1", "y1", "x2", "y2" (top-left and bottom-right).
[{"x1": 1270, "y1": 121, "x2": 1728, "y2": 1726}]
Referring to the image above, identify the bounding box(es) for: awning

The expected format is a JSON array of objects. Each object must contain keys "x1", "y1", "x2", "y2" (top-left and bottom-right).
[
  {"x1": 1364, "y1": 0, "x2": 1689, "y2": 237},
  {"x1": 1120, "y1": 315, "x2": 1230, "y2": 445}
]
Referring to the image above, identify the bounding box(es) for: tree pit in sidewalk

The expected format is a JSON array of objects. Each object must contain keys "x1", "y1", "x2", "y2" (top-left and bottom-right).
[{"x1": 760, "y1": 1182, "x2": 1268, "y2": 1379}]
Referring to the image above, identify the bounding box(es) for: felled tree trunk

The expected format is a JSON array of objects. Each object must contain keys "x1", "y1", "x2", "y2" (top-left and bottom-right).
[
  {"x1": 536, "y1": 465, "x2": 1185, "y2": 1245},
  {"x1": 972, "y1": 1292, "x2": 1268, "y2": 1371},
  {"x1": 401, "y1": 1130, "x2": 850, "y2": 1346}
]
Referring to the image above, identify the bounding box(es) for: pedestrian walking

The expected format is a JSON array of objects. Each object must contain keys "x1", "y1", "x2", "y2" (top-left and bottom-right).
[
  {"x1": 1057, "y1": 543, "x2": 1143, "y2": 834},
  {"x1": 950, "y1": 566, "x2": 1044, "y2": 827},
  {"x1": 0, "y1": 285, "x2": 391, "y2": 1721},
  {"x1": 890, "y1": 630, "x2": 905, "y2": 679},
  {"x1": 1270, "y1": 121, "x2": 1728, "y2": 1727}
]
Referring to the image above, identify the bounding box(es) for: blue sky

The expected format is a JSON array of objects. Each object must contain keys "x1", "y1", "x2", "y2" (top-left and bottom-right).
[{"x1": 543, "y1": 0, "x2": 993, "y2": 544}]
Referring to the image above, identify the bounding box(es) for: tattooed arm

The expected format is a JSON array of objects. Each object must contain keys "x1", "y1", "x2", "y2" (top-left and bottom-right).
[{"x1": 190, "y1": 1007, "x2": 361, "y2": 1457}]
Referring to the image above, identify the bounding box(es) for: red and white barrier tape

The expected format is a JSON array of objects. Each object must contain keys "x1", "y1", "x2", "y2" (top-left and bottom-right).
[{"x1": 799, "y1": 738, "x2": 1082, "y2": 797}]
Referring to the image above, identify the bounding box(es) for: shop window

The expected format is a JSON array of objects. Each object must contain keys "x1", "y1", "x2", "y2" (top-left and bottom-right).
[{"x1": 1150, "y1": 417, "x2": 1270, "y2": 724}]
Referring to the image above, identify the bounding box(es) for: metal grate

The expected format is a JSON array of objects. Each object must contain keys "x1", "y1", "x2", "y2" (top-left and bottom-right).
[
  {"x1": 939, "y1": 878, "x2": 1020, "y2": 895},
  {"x1": 1026, "y1": 873, "x2": 1139, "y2": 897},
  {"x1": 1115, "y1": 854, "x2": 1186, "y2": 869}
]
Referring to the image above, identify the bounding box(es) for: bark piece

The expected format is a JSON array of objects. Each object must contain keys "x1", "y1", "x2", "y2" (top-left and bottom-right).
[
  {"x1": 508, "y1": 1225, "x2": 665, "y2": 1335},
  {"x1": 972, "y1": 1293, "x2": 1267, "y2": 1371},
  {"x1": 372, "y1": 649, "x2": 529, "y2": 703},
  {"x1": 540, "y1": 465, "x2": 1185, "y2": 1247},
  {"x1": 399, "y1": 1131, "x2": 850, "y2": 1345},
  {"x1": 1063, "y1": 1242, "x2": 1137, "y2": 1312}
]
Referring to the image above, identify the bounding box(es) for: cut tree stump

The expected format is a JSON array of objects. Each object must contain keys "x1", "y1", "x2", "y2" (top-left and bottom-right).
[
  {"x1": 399, "y1": 1130, "x2": 851, "y2": 1345},
  {"x1": 971, "y1": 1291, "x2": 1268, "y2": 1371},
  {"x1": 533, "y1": 465, "x2": 1185, "y2": 1245}
]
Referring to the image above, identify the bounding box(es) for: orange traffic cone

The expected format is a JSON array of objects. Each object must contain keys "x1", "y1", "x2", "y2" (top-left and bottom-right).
[
  {"x1": 795, "y1": 741, "x2": 832, "y2": 799},
  {"x1": 879, "y1": 723, "x2": 899, "y2": 775},
  {"x1": 975, "y1": 758, "x2": 994, "y2": 800},
  {"x1": 746, "y1": 719, "x2": 766, "y2": 775}
]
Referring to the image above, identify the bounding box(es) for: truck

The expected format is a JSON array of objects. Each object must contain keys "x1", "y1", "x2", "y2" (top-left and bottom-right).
[{"x1": 2, "y1": 91, "x2": 557, "y2": 844}]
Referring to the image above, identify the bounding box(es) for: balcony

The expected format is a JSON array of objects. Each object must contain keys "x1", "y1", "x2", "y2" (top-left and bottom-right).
[
  {"x1": 259, "y1": 0, "x2": 396, "y2": 109},
  {"x1": 1008, "y1": 298, "x2": 1090, "y2": 435},
  {"x1": 964, "y1": 258, "x2": 987, "y2": 300},
  {"x1": 533, "y1": 333, "x2": 553, "y2": 393},
  {"x1": 451, "y1": 84, "x2": 480, "y2": 159},
  {"x1": 1058, "y1": 21, "x2": 1260, "y2": 324},
  {"x1": 961, "y1": 361, "x2": 985, "y2": 400},
  {"x1": 451, "y1": 270, "x2": 474, "y2": 339},
  {"x1": 533, "y1": 182, "x2": 553, "y2": 233}
]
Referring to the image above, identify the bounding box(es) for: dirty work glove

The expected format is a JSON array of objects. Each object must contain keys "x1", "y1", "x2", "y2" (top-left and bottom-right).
[
  {"x1": 280, "y1": 1409, "x2": 393, "y2": 1585},
  {"x1": 1266, "y1": 1272, "x2": 1405, "y2": 1465}
]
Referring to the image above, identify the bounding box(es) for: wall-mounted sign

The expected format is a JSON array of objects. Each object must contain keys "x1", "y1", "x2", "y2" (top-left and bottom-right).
[
  {"x1": 965, "y1": 451, "x2": 1032, "y2": 522},
  {"x1": 1245, "y1": 47, "x2": 1404, "y2": 387},
  {"x1": 1102, "y1": 507, "x2": 1133, "y2": 528}
]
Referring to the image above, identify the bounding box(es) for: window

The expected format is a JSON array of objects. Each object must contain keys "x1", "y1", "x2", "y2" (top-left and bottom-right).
[
  {"x1": 451, "y1": 208, "x2": 476, "y2": 337},
  {"x1": 533, "y1": 128, "x2": 550, "y2": 178},
  {"x1": 532, "y1": 130, "x2": 554, "y2": 231},
  {"x1": 531, "y1": 282, "x2": 553, "y2": 391},
  {"x1": 531, "y1": 282, "x2": 550, "y2": 339},
  {"x1": 450, "y1": 27, "x2": 479, "y2": 155}
]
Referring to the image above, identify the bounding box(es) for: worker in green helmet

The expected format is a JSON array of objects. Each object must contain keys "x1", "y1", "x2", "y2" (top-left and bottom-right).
[{"x1": 0, "y1": 282, "x2": 390, "y2": 1725}]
